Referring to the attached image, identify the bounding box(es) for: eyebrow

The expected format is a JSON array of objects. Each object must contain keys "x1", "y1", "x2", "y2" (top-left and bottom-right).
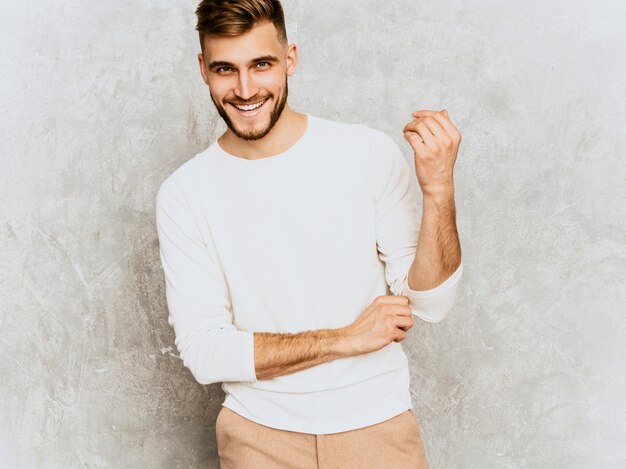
[{"x1": 208, "y1": 55, "x2": 279, "y2": 70}]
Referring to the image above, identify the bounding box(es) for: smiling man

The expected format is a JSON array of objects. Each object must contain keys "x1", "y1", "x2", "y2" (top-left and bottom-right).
[
  {"x1": 155, "y1": 1, "x2": 463, "y2": 467},
  {"x1": 202, "y1": 23, "x2": 291, "y2": 142}
]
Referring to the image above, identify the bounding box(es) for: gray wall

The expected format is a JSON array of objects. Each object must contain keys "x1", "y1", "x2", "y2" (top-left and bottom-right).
[{"x1": 2, "y1": 0, "x2": 625, "y2": 467}]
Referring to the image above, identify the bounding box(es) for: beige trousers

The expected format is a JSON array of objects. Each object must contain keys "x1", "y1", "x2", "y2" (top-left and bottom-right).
[{"x1": 216, "y1": 406, "x2": 429, "y2": 469}]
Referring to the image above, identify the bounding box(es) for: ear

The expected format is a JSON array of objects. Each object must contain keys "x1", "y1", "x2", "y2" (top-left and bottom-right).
[
  {"x1": 285, "y1": 43, "x2": 299, "y2": 77},
  {"x1": 198, "y1": 52, "x2": 209, "y2": 85}
]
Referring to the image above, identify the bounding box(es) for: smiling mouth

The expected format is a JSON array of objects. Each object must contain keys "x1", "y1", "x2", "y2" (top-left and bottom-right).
[{"x1": 231, "y1": 99, "x2": 268, "y2": 112}]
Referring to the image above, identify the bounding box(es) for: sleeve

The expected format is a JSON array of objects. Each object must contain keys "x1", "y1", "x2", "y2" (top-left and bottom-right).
[
  {"x1": 371, "y1": 129, "x2": 463, "y2": 323},
  {"x1": 155, "y1": 177, "x2": 258, "y2": 384}
]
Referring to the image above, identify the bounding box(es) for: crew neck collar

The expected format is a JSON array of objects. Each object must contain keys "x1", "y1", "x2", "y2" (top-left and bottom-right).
[{"x1": 215, "y1": 114, "x2": 313, "y2": 163}]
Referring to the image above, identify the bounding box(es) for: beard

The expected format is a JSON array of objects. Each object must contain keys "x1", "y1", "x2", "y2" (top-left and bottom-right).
[{"x1": 210, "y1": 76, "x2": 288, "y2": 141}]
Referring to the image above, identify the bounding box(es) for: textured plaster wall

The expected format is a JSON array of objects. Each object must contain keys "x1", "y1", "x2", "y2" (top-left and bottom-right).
[{"x1": 1, "y1": 0, "x2": 625, "y2": 467}]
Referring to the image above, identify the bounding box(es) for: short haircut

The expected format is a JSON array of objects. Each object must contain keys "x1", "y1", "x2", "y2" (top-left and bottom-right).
[{"x1": 195, "y1": 0, "x2": 288, "y2": 52}]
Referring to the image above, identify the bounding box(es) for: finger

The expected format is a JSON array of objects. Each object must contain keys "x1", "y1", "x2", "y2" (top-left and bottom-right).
[
  {"x1": 421, "y1": 116, "x2": 449, "y2": 143},
  {"x1": 414, "y1": 121, "x2": 437, "y2": 148},
  {"x1": 403, "y1": 117, "x2": 438, "y2": 140},
  {"x1": 430, "y1": 110, "x2": 461, "y2": 142},
  {"x1": 393, "y1": 330, "x2": 407, "y2": 342},
  {"x1": 377, "y1": 295, "x2": 410, "y2": 305},
  {"x1": 412, "y1": 109, "x2": 438, "y2": 118},
  {"x1": 396, "y1": 317, "x2": 413, "y2": 330},
  {"x1": 402, "y1": 120, "x2": 422, "y2": 134},
  {"x1": 403, "y1": 119, "x2": 434, "y2": 139},
  {"x1": 404, "y1": 130, "x2": 428, "y2": 152},
  {"x1": 394, "y1": 305, "x2": 413, "y2": 317},
  {"x1": 413, "y1": 109, "x2": 457, "y2": 135}
]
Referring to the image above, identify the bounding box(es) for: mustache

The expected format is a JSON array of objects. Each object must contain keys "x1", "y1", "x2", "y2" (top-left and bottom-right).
[{"x1": 227, "y1": 95, "x2": 271, "y2": 106}]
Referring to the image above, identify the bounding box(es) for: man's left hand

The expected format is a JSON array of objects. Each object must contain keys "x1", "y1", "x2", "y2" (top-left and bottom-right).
[{"x1": 402, "y1": 109, "x2": 462, "y2": 199}]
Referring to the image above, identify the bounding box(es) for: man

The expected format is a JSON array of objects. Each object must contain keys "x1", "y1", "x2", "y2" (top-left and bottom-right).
[{"x1": 155, "y1": 0, "x2": 463, "y2": 467}]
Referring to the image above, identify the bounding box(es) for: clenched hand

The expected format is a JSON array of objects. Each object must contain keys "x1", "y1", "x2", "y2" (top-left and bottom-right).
[{"x1": 403, "y1": 109, "x2": 462, "y2": 198}]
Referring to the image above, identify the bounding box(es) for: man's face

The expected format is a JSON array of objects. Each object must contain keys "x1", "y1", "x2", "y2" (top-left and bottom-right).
[{"x1": 198, "y1": 22, "x2": 297, "y2": 141}]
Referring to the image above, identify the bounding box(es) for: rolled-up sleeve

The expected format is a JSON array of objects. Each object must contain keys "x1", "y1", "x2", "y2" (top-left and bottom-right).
[
  {"x1": 370, "y1": 129, "x2": 463, "y2": 323},
  {"x1": 155, "y1": 177, "x2": 257, "y2": 384}
]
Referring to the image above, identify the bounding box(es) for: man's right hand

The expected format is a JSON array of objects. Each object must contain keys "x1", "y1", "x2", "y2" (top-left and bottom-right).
[
  {"x1": 338, "y1": 295, "x2": 414, "y2": 356},
  {"x1": 252, "y1": 295, "x2": 414, "y2": 380}
]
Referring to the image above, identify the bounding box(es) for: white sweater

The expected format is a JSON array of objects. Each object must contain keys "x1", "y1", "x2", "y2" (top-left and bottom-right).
[{"x1": 155, "y1": 113, "x2": 463, "y2": 434}]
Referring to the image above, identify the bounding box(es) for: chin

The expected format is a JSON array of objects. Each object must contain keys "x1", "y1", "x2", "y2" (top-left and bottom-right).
[
  {"x1": 230, "y1": 114, "x2": 274, "y2": 140},
  {"x1": 231, "y1": 122, "x2": 272, "y2": 141}
]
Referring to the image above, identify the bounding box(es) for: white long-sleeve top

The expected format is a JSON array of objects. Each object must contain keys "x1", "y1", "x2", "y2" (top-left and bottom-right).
[{"x1": 155, "y1": 113, "x2": 463, "y2": 434}]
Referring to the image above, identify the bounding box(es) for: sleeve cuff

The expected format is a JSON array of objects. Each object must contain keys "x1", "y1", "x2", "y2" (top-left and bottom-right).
[
  {"x1": 404, "y1": 261, "x2": 463, "y2": 322},
  {"x1": 243, "y1": 330, "x2": 258, "y2": 383},
  {"x1": 405, "y1": 261, "x2": 463, "y2": 297}
]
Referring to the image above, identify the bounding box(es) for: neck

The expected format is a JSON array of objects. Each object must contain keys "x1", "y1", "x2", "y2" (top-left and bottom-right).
[{"x1": 218, "y1": 104, "x2": 308, "y2": 160}]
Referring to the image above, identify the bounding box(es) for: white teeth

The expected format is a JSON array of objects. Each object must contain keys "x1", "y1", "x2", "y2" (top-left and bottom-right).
[{"x1": 234, "y1": 100, "x2": 265, "y2": 111}]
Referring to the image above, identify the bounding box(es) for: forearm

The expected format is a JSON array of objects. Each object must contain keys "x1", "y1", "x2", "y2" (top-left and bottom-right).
[
  {"x1": 408, "y1": 190, "x2": 462, "y2": 291},
  {"x1": 253, "y1": 328, "x2": 350, "y2": 380}
]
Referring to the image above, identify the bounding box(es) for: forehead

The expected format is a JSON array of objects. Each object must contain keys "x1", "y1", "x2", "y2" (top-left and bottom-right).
[{"x1": 203, "y1": 21, "x2": 284, "y2": 63}]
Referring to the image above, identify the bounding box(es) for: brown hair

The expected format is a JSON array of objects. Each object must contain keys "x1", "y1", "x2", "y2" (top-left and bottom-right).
[{"x1": 195, "y1": 0, "x2": 288, "y2": 52}]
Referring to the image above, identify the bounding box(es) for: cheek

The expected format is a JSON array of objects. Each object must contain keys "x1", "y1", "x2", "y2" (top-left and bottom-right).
[
  {"x1": 257, "y1": 70, "x2": 286, "y2": 90},
  {"x1": 208, "y1": 79, "x2": 234, "y2": 99}
]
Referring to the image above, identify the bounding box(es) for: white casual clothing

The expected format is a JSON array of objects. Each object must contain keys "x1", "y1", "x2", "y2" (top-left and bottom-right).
[{"x1": 155, "y1": 113, "x2": 463, "y2": 434}]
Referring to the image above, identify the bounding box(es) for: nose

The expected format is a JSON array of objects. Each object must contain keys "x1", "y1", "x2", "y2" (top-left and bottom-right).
[{"x1": 234, "y1": 70, "x2": 259, "y2": 101}]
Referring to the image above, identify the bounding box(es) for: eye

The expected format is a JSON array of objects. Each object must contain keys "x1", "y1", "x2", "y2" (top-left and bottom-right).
[
  {"x1": 216, "y1": 66, "x2": 233, "y2": 74},
  {"x1": 256, "y1": 61, "x2": 270, "y2": 69}
]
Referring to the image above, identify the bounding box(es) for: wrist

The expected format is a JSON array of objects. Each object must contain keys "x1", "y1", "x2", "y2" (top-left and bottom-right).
[
  {"x1": 422, "y1": 186, "x2": 455, "y2": 211},
  {"x1": 327, "y1": 327, "x2": 355, "y2": 359},
  {"x1": 420, "y1": 181, "x2": 454, "y2": 200}
]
